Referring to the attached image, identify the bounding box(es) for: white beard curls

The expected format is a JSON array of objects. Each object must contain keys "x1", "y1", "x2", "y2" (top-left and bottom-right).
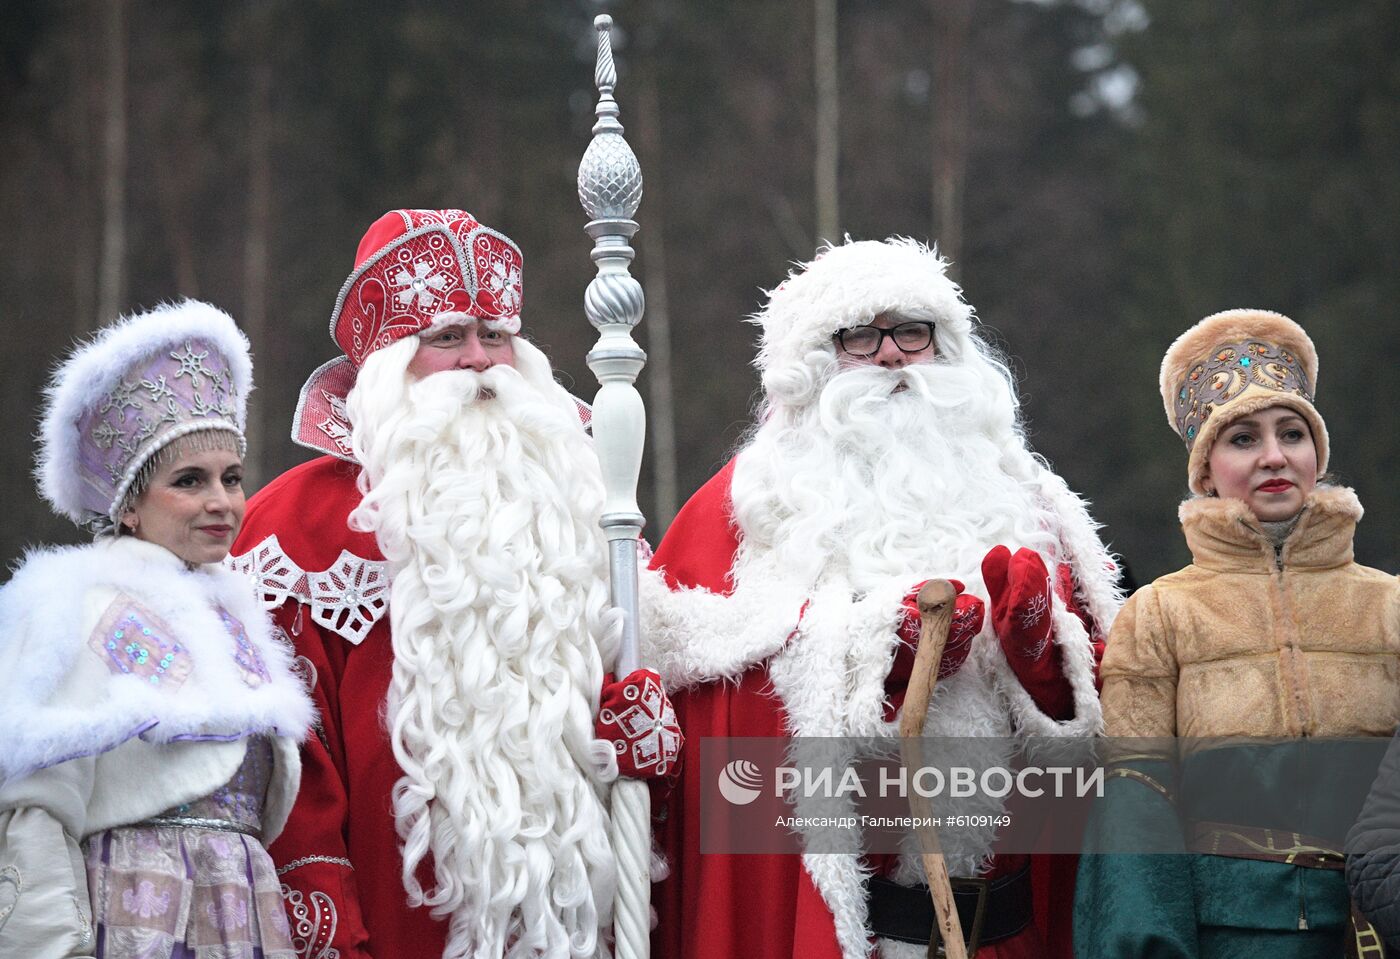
[
  {"x1": 730, "y1": 357, "x2": 1066, "y2": 598},
  {"x1": 346, "y1": 336, "x2": 619, "y2": 959}
]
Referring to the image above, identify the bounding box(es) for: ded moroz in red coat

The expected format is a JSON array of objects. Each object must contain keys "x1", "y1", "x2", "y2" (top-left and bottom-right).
[
  {"x1": 643, "y1": 459, "x2": 1111, "y2": 959},
  {"x1": 232, "y1": 455, "x2": 438, "y2": 959}
]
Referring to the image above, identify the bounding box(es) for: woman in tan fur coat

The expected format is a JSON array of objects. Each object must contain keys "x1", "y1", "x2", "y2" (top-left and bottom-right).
[{"x1": 1074, "y1": 309, "x2": 1400, "y2": 958}]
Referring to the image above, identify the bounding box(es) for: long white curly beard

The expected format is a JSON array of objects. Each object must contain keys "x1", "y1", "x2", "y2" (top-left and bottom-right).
[
  {"x1": 731, "y1": 356, "x2": 1066, "y2": 598},
  {"x1": 346, "y1": 336, "x2": 619, "y2": 959}
]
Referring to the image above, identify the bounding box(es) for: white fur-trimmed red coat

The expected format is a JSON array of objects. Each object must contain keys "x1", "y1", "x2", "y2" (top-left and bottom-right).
[{"x1": 638, "y1": 458, "x2": 1118, "y2": 959}]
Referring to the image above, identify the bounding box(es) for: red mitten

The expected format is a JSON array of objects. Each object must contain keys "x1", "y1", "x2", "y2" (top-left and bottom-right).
[
  {"x1": 885, "y1": 580, "x2": 984, "y2": 720},
  {"x1": 597, "y1": 669, "x2": 684, "y2": 779},
  {"x1": 982, "y1": 546, "x2": 1075, "y2": 720},
  {"x1": 895, "y1": 579, "x2": 984, "y2": 681}
]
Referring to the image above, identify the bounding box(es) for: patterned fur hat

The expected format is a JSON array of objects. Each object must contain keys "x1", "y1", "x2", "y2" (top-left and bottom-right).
[
  {"x1": 1159, "y1": 309, "x2": 1326, "y2": 495},
  {"x1": 291, "y1": 208, "x2": 524, "y2": 460},
  {"x1": 37, "y1": 300, "x2": 252, "y2": 530}
]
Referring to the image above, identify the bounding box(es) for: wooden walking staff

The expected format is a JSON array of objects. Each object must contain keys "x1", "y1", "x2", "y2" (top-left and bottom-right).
[
  {"x1": 578, "y1": 15, "x2": 652, "y2": 959},
  {"x1": 899, "y1": 579, "x2": 969, "y2": 959}
]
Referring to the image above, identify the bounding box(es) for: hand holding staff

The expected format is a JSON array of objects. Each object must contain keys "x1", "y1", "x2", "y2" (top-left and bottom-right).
[{"x1": 898, "y1": 579, "x2": 969, "y2": 959}]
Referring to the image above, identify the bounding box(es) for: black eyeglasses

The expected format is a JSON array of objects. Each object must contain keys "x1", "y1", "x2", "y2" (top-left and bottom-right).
[{"x1": 834, "y1": 321, "x2": 935, "y2": 357}]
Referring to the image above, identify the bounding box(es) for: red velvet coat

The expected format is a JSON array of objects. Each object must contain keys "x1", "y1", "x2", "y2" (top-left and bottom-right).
[
  {"x1": 234, "y1": 456, "x2": 445, "y2": 959},
  {"x1": 648, "y1": 459, "x2": 1085, "y2": 959}
]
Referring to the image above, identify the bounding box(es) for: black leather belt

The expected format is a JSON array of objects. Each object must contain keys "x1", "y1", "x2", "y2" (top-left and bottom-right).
[{"x1": 867, "y1": 863, "x2": 1033, "y2": 955}]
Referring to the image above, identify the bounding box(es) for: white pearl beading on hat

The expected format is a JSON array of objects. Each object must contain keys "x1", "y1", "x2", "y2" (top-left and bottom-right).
[{"x1": 102, "y1": 419, "x2": 245, "y2": 523}]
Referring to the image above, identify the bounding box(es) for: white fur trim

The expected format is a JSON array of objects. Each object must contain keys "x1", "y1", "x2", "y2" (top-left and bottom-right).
[
  {"x1": 805, "y1": 845, "x2": 875, "y2": 959},
  {"x1": 768, "y1": 584, "x2": 1018, "y2": 958},
  {"x1": 751, "y1": 237, "x2": 973, "y2": 384},
  {"x1": 0, "y1": 537, "x2": 314, "y2": 785},
  {"x1": 418, "y1": 310, "x2": 520, "y2": 336},
  {"x1": 0, "y1": 732, "x2": 300, "y2": 844},
  {"x1": 644, "y1": 555, "x2": 1098, "y2": 957},
  {"x1": 1026, "y1": 458, "x2": 1125, "y2": 635},
  {"x1": 37, "y1": 300, "x2": 252, "y2": 524},
  {"x1": 647, "y1": 445, "x2": 1118, "y2": 957},
  {"x1": 992, "y1": 595, "x2": 1103, "y2": 739},
  {"x1": 770, "y1": 583, "x2": 883, "y2": 958},
  {"x1": 86, "y1": 737, "x2": 246, "y2": 835},
  {"x1": 637, "y1": 567, "x2": 807, "y2": 690}
]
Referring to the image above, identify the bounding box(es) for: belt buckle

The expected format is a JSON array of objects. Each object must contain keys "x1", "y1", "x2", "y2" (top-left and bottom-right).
[{"x1": 934, "y1": 876, "x2": 989, "y2": 957}]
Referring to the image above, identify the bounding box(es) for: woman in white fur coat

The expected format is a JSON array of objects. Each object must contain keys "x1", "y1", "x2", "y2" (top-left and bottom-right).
[{"x1": 0, "y1": 301, "x2": 314, "y2": 958}]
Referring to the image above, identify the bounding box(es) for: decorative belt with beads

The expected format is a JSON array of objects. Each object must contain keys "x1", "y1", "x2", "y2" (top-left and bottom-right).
[{"x1": 133, "y1": 815, "x2": 260, "y2": 837}]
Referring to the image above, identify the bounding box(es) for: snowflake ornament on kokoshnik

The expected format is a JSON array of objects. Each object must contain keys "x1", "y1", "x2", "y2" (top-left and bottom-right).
[
  {"x1": 170, "y1": 342, "x2": 216, "y2": 389},
  {"x1": 479, "y1": 248, "x2": 522, "y2": 316},
  {"x1": 389, "y1": 257, "x2": 450, "y2": 313}
]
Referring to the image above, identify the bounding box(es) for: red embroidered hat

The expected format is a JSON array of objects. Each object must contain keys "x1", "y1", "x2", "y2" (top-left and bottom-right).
[
  {"x1": 292, "y1": 209, "x2": 525, "y2": 460},
  {"x1": 334, "y1": 209, "x2": 523, "y2": 363}
]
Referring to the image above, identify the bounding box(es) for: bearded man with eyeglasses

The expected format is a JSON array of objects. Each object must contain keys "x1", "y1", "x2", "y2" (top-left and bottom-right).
[{"x1": 639, "y1": 238, "x2": 1123, "y2": 959}]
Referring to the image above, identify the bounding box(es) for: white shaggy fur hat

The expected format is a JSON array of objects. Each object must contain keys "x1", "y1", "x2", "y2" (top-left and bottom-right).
[
  {"x1": 1159, "y1": 308, "x2": 1326, "y2": 495},
  {"x1": 749, "y1": 237, "x2": 974, "y2": 387},
  {"x1": 37, "y1": 300, "x2": 252, "y2": 529}
]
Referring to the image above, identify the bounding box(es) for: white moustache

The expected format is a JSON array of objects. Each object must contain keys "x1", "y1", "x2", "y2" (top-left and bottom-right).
[
  {"x1": 820, "y1": 362, "x2": 993, "y2": 434},
  {"x1": 828, "y1": 361, "x2": 983, "y2": 397},
  {"x1": 406, "y1": 364, "x2": 521, "y2": 406}
]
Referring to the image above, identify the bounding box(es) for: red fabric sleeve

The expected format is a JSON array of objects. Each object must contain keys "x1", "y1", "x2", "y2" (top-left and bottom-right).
[
  {"x1": 236, "y1": 461, "x2": 377, "y2": 958},
  {"x1": 650, "y1": 458, "x2": 741, "y2": 594},
  {"x1": 265, "y1": 604, "x2": 374, "y2": 959}
]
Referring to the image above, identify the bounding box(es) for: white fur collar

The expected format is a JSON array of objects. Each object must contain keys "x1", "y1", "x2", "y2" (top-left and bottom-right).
[{"x1": 0, "y1": 537, "x2": 314, "y2": 785}]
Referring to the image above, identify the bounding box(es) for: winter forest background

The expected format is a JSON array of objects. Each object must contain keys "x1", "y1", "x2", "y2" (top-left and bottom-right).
[{"x1": 2, "y1": 0, "x2": 1398, "y2": 585}]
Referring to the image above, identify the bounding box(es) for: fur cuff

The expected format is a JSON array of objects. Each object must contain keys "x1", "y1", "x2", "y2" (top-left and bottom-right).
[
  {"x1": 637, "y1": 568, "x2": 805, "y2": 689},
  {"x1": 992, "y1": 595, "x2": 1103, "y2": 739}
]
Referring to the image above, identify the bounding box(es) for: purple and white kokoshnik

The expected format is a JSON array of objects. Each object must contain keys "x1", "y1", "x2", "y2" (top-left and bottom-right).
[
  {"x1": 75, "y1": 339, "x2": 242, "y2": 516},
  {"x1": 38, "y1": 299, "x2": 252, "y2": 527}
]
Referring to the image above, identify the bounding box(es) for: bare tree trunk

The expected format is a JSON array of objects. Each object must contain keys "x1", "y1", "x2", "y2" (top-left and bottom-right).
[
  {"x1": 71, "y1": 13, "x2": 99, "y2": 334},
  {"x1": 814, "y1": 0, "x2": 839, "y2": 244},
  {"x1": 96, "y1": 0, "x2": 128, "y2": 327},
  {"x1": 931, "y1": 0, "x2": 971, "y2": 270},
  {"x1": 635, "y1": 72, "x2": 679, "y2": 531},
  {"x1": 243, "y1": 2, "x2": 274, "y2": 487},
  {"x1": 152, "y1": 148, "x2": 201, "y2": 297}
]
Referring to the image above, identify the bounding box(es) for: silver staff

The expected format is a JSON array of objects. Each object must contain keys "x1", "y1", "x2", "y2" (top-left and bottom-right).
[{"x1": 578, "y1": 14, "x2": 651, "y2": 959}]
